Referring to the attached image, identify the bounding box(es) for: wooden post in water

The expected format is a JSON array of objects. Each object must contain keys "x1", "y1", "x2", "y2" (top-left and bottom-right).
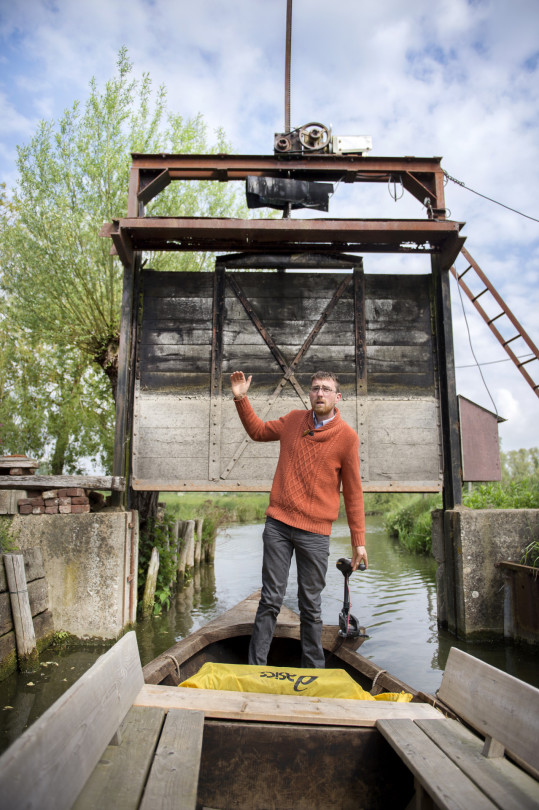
[
  {"x1": 3, "y1": 553, "x2": 39, "y2": 671},
  {"x1": 184, "y1": 520, "x2": 195, "y2": 572},
  {"x1": 170, "y1": 519, "x2": 180, "y2": 587},
  {"x1": 142, "y1": 547, "x2": 159, "y2": 618},
  {"x1": 205, "y1": 531, "x2": 217, "y2": 563},
  {"x1": 194, "y1": 518, "x2": 203, "y2": 565},
  {"x1": 176, "y1": 520, "x2": 188, "y2": 582}
]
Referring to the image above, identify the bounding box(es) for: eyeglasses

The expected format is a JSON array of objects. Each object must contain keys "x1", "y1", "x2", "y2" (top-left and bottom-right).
[{"x1": 310, "y1": 385, "x2": 336, "y2": 394}]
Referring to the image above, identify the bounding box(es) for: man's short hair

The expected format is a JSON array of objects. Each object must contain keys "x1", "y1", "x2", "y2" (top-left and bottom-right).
[{"x1": 311, "y1": 371, "x2": 340, "y2": 393}]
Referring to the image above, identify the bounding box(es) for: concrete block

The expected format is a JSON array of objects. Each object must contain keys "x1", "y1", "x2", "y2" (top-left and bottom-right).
[
  {"x1": 441, "y1": 508, "x2": 539, "y2": 640},
  {"x1": 10, "y1": 512, "x2": 138, "y2": 640}
]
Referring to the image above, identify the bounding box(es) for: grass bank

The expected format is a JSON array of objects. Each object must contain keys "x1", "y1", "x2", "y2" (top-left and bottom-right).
[{"x1": 385, "y1": 477, "x2": 539, "y2": 556}]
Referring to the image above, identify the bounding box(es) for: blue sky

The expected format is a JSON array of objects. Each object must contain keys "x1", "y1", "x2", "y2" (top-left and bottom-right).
[{"x1": 1, "y1": 0, "x2": 538, "y2": 452}]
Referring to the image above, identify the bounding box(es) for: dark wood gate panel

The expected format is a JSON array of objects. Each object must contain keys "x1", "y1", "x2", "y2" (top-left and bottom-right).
[{"x1": 132, "y1": 270, "x2": 442, "y2": 492}]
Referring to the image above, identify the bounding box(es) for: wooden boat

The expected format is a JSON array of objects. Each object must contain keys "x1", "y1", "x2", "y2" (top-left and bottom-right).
[
  {"x1": 137, "y1": 593, "x2": 539, "y2": 810},
  {"x1": 2, "y1": 593, "x2": 538, "y2": 810},
  {"x1": 142, "y1": 591, "x2": 434, "y2": 702}
]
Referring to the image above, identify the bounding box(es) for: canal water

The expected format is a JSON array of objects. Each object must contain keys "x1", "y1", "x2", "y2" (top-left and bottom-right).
[{"x1": 1, "y1": 516, "x2": 538, "y2": 754}]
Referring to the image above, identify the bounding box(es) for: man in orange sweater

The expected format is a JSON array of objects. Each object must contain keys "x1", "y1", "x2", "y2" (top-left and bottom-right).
[{"x1": 230, "y1": 369, "x2": 366, "y2": 667}]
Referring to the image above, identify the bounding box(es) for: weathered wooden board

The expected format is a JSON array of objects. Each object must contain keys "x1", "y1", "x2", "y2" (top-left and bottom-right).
[
  {"x1": 133, "y1": 270, "x2": 442, "y2": 490},
  {"x1": 416, "y1": 718, "x2": 539, "y2": 810},
  {"x1": 0, "y1": 631, "x2": 143, "y2": 810},
  {"x1": 139, "y1": 708, "x2": 204, "y2": 810},
  {"x1": 437, "y1": 647, "x2": 539, "y2": 777},
  {"x1": 0, "y1": 475, "x2": 125, "y2": 491},
  {"x1": 73, "y1": 705, "x2": 165, "y2": 810},
  {"x1": 4, "y1": 554, "x2": 37, "y2": 657},
  {"x1": 134, "y1": 683, "x2": 442, "y2": 726},
  {"x1": 377, "y1": 718, "x2": 497, "y2": 810}
]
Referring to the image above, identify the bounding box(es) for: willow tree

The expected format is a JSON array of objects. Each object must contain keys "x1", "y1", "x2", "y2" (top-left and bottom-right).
[{"x1": 1, "y1": 49, "x2": 247, "y2": 471}]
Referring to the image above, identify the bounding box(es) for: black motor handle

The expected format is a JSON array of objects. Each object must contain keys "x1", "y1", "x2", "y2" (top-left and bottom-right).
[{"x1": 336, "y1": 557, "x2": 366, "y2": 576}]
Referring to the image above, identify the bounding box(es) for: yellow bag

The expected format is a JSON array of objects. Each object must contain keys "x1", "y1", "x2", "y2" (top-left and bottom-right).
[{"x1": 179, "y1": 663, "x2": 412, "y2": 702}]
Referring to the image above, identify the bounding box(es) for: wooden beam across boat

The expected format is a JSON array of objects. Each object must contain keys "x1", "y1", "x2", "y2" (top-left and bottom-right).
[{"x1": 134, "y1": 683, "x2": 442, "y2": 727}]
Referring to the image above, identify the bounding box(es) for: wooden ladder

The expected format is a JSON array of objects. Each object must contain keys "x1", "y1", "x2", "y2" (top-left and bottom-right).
[{"x1": 450, "y1": 247, "x2": 539, "y2": 398}]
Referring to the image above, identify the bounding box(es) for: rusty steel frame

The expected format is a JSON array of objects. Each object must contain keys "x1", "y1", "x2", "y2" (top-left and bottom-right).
[
  {"x1": 101, "y1": 216, "x2": 465, "y2": 268},
  {"x1": 129, "y1": 152, "x2": 447, "y2": 212}
]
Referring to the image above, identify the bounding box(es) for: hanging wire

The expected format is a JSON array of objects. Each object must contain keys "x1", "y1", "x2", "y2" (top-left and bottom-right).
[
  {"x1": 454, "y1": 271, "x2": 499, "y2": 416},
  {"x1": 444, "y1": 171, "x2": 539, "y2": 224},
  {"x1": 456, "y1": 353, "x2": 535, "y2": 369},
  {"x1": 388, "y1": 174, "x2": 404, "y2": 201}
]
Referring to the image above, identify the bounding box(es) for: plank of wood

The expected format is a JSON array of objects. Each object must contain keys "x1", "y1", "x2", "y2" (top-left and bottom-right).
[
  {"x1": 4, "y1": 553, "x2": 36, "y2": 657},
  {"x1": 0, "y1": 631, "x2": 143, "y2": 810},
  {"x1": 416, "y1": 718, "x2": 539, "y2": 810},
  {"x1": 0, "y1": 475, "x2": 125, "y2": 490},
  {"x1": 139, "y1": 708, "x2": 204, "y2": 810},
  {"x1": 437, "y1": 647, "x2": 539, "y2": 775},
  {"x1": 73, "y1": 705, "x2": 165, "y2": 810},
  {"x1": 377, "y1": 719, "x2": 497, "y2": 810},
  {"x1": 135, "y1": 684, "x2": 442, "y2": 727}
]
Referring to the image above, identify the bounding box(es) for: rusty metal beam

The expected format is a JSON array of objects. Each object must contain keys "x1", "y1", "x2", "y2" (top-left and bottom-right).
[
  {"x1": 402, "y1": 171, "x2": 443, "y2": 212},
  {"x1": 109, "y1": 226, "x2": 134, "y2": 268},
  {"x1": 131, "y1": 152, "x2": 443, "y2": 175},
  {"x1": 102, "y1": 217, "x2": 463, "y2": 265},
  {"x1": 138, "y1": 169, "x2": 172, "y2": 206},
  {"x1": 128, "y1": 153, "x2": 444, "y2": 205}
]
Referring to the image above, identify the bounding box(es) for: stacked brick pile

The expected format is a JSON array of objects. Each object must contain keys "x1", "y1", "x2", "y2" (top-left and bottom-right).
[{"x1": 18, "y1": 488, "x2": 90, "y2": 515}]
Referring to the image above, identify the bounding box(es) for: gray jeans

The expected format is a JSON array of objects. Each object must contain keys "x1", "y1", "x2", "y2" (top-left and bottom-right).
[{"x1": 248, "y1": 516, "x2": 330, "y2": 668}]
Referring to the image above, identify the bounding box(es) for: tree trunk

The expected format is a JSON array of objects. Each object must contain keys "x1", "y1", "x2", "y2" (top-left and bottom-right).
[
  {"x1": 50, "y1": 432, "x2": 69, "y2": 475},
  {"x1": 130, "y1": 490, "x2": 160, "y2": 532},
  {"x1": 94, "y1": 334, "x2": 119, "y2": 401}
]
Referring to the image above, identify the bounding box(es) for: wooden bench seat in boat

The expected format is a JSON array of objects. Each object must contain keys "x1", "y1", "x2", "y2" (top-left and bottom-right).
[
  {"x1": 0, "y1": 632, "x2": 204, "y2": 810},
  {"x1": 377, "y1": 647, "x2": 539, "y2": 810}
]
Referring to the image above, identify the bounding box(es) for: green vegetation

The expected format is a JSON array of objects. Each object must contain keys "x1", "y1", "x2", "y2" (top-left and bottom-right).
[
  {"x1": 0, "y1": 518, "x2": 19, "y2": 554},
  {"x1": 0, "y1": 48, "x2": 247, "y2": 473},
  {"x1": 521, "y1": 539, "x2": 539, "y2": 571},
  {"x1": 161, "y1": 492, "x2": 270, "y2": 544},
  {"x1": 463, "y1": 479, "x2": 539, "y2": 509},
  {"x1": 385, "y1": 447, "x2": 539, "y2": 556},
  {"x1": 362, "y1": 492, "x2": 413, "y2": 516},
  {"x1": 385, "y1": 495, "x2": 442, "y2": 555},
  {"x1": 138, "y1": 511, "x2": 178, "y2": 616}
]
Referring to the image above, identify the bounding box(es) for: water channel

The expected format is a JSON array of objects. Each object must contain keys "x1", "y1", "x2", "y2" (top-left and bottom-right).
[{"x1": 1, "y1": 515, "x2": 538, "y2": 755}]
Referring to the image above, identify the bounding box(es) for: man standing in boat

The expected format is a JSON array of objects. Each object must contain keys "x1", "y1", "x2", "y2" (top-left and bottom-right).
[{"x1": 230, "y1": 369, "x2": 366, "y2": 668}]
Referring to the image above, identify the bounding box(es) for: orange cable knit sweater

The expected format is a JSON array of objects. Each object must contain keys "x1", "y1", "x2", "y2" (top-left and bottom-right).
[{"x1": 234, "y1": 397, "x2": 365, "y2": 546}]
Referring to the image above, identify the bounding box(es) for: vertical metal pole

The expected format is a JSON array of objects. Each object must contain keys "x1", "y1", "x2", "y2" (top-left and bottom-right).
[
  {"x1": 432, "y1": 255, "x2": 462, "y2": 509},
  {"x1": 112, "y1": 169, "x2": 142, "y2": 508},
  {"x1": 353, "y1": 264, "x2": 369, "y2": 482},
  {"x1": 285, "y1": 0, "x2": 293, "y2": 133},
  {"x1": 111, "y1": 257, "x2": 136, "y2": 507},
  {"x1": 209, "y1": 266, "x2": 226, "y2": 482}
]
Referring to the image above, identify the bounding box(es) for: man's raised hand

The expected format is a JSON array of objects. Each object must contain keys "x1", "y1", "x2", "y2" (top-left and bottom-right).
[{"x1": 230, "y1": 371, "x2": 252, "y2": 399}]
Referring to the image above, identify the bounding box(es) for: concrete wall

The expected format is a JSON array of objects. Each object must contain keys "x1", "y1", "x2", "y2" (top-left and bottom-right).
[
  {"x1": 432, "y1": 507, "x2": 539, "y2": 639},
  {"x1": 8, "y1": 512, "x2": 138, "y2": 641}
]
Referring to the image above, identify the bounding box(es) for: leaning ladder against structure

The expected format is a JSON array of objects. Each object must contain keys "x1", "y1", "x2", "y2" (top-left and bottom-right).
[{"x1": 451, "y1": 246, "x2": 539, "y2": 398}]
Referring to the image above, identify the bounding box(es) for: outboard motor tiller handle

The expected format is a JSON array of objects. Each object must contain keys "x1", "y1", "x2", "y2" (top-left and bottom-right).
[{"x1": 336, "y1": 557, "x2": 368, "y2": 639}]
